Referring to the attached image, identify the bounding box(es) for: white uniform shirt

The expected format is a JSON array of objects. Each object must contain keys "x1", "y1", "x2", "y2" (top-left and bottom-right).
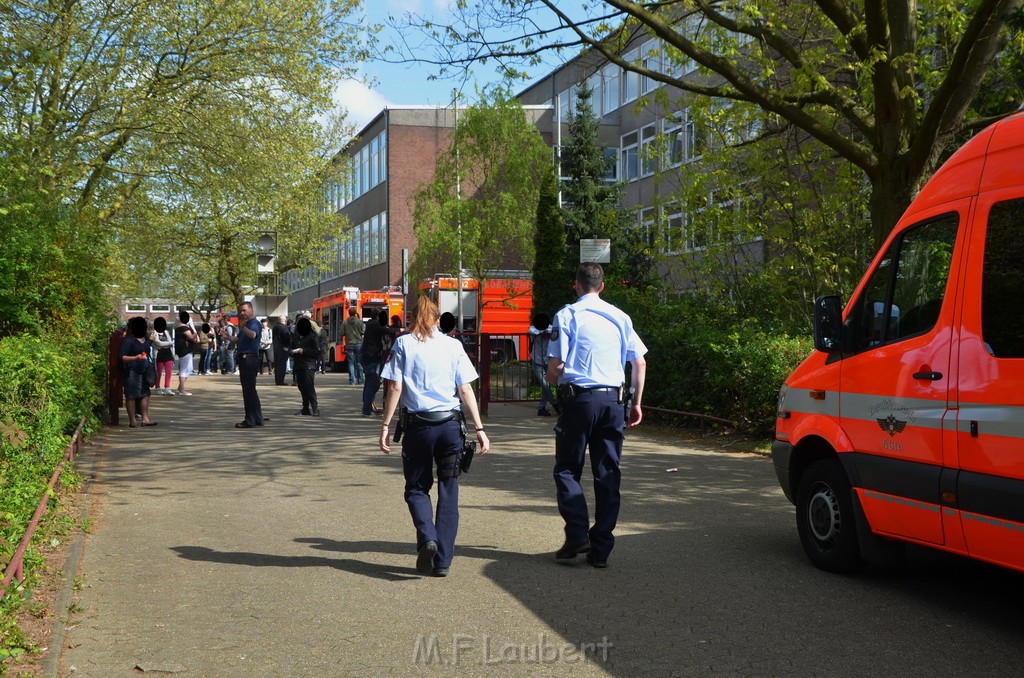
[
  {"x1": 548, "y1": 293, "x2": 647, "y2": 388},
  {"x1": 381, "y1": 330, "x2": 479, "y2": 412}
]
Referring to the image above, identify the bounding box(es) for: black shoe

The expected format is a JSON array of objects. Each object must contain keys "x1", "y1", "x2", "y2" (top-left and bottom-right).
[
  {"x1": 362, "y1": 410, "x2": 373, "y2": 417},
  {"x1": 537, "y1": 408, "x2": 551, "y2": 417},
  {"x1": 296, "y1": 410, "x2": 311, "y2": 416},
  {"x1": 235, "y1": 421, "x2": 255, "y2": 428},
  {"x1": 432, "y1": 566, "x2": 449, "y2": 578},
  {"x1": 416, "y1": 540, "x2": 438, "y2": 574},
  {"x1": 586, "y1": 552, "x2": 608, "y2": 569},
  {"x1": 311, "y1": 410, "x2": 320, "y2": 417},
  {"x1": 555, "y1": 539, "x2": 591, "y2": 560}
]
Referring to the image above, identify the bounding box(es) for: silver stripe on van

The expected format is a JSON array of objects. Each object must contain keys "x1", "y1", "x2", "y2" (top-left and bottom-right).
[
  {"x1": 958, "y1": 403, "x2": 1024, "y2": 439},
  {"x1": 781, "y1": 388, "x2": 839, "y2": 417}
]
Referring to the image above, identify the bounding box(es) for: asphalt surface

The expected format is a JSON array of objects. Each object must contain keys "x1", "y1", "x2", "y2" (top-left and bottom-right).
[{"x1": 55, "y1": 371, "x2": 1024, "y2": 677}]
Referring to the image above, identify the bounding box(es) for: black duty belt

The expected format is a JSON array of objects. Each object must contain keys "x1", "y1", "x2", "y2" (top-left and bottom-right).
[
  {"x1": 571, "y1": 385, "x2": 618, "y2": 394},
  {"x1": 408, "y1": 410, "x2": 461, "y2": 425}
]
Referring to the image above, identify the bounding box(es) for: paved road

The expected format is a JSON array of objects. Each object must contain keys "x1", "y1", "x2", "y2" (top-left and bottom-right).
[{"x1": 57, "y1": 371, "x2": 1024, "y2": 677}]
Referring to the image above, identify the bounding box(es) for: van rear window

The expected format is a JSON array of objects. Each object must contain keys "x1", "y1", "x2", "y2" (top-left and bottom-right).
[{"x1": 982, "y1": 199, "x2": 1024, "y2": 358}]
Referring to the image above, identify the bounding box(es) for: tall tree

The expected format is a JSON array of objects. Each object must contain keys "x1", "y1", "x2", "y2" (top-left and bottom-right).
[
  {"x1": 561, "y1": 84, "x2": 657, "y2": 292},
  {"x1": 398, "y1": 0, "x2": 1024, "y2": 245},
  {"x1": 411, "y1": 87, "x2": 552, "y2": 301},
  {"x1": 0, "y1": 0, "x2": 362, "y2": 314},
  {"x1": 532, "y1": 168, "x2": 572, "y2": 317}
]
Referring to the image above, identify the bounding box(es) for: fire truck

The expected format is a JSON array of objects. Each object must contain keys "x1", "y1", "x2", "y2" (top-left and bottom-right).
[
  {"x1": 418, "y1": 275, "x2": 533, "y2": 364},
  {"x1": 312, "y1": 286, "x2": 405, "y2": 371}
]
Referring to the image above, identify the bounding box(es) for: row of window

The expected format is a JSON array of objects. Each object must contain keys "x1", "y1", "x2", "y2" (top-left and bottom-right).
[
  {"x1": 323, "y1": 129, "x2": 388, "y2": 212},
  {"x1": 553, "y1": 11, "x2": 754, "y2": 121},
  {"x1": 638, "y1": 192, "x2": 756, "y2": 255},
  {"x1": 283, "y1": 211, "x2": 389, "y2": 292},
  {"x1": 553, "y1": 38, "x2": 697, "y2": 120},
  {"x1": 125, "y1": 303, "x2": 212, "y2": 313},
  {"x1": 620, "y1": 112, "x2": 705, "y2": 181}
]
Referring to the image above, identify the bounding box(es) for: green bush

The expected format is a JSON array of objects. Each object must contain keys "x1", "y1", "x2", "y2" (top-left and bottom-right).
[
  {"x1": 0, "y1": 331, "x2": 104, "y2": 655},
  {"x1": 602, "y1": 289, "x2": 812, "y2": 436}
]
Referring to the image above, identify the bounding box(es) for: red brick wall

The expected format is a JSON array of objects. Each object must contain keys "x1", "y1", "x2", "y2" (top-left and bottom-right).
[{"x1": 386, "y1": 123, "x2": 454, "y2": 305}]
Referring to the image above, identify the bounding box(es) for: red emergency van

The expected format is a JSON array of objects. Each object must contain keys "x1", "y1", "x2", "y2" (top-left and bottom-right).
[{"x1": 773, "y1": 111, "x2": 1024, "y2": 574}]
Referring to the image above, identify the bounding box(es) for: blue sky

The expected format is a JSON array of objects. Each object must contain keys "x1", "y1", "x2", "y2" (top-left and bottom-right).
[{"x1": 333, "y1": 0, "x2": 579, "y2": 131}]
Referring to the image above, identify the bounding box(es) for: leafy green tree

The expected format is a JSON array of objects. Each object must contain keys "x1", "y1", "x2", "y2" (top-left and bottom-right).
[
  {"x1": 0, "y1": 0, "x2": 364, "y2": 320},
  {"x1": 532, "y1": 169, "x2": 572, "y2": 317},
  {"x1": 400, "y1": 0, "x2": 1024, "y2": 246},
  {"x1": 560, "y1": 84, "x2": 657, "y2": 294},
  {"x1": 412, "y1": 87, "x2": 553, "y2": 314}
]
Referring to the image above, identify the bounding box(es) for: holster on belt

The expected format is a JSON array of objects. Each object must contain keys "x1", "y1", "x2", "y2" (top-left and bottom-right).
[
  {"x1": 394, "y1": 407, "x2": 408, "y2": 442},
  {"x1": 556, "y1": 383, "x2": 575, "y2": 405}
]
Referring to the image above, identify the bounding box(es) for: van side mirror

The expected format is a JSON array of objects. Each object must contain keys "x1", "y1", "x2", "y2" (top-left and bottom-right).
[{"x1": 813, "y1": 295, "x2": 843, "y2": 353}]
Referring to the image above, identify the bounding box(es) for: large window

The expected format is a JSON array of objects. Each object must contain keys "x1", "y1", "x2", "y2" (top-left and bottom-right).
[
  {"x1": 640, "y1": 207, "x2": 656, "y2": 249},
  {"x1": 684, "y1": 108, "x2": 704, "y2": 161},
  {"x1": 586, "y1": 72, "x2": 602, "y2": 116},
  {"x1": 663, "y1": 116, "x2": 684, "y2": 167},
  {"x1": 622, "y1": 48, "x2": 640, "y2": 103},
  {"x1": 639, "y1": 124, "x2": 658, "y2": 177},
  {"x1": 663, "y1": 207, "x2": 685, "y2": 255},
  {"x1": 602, "y1": 64, "x2": 620, "y2": 112},
  {"x1": 641, "y1": 40, "x2": 661, "y2": 94},
  {"x1": 853, "y1": 214, "x2": 959, "y2": 350},
  {"x1": 603, "y1": 147, "x2": 618, "y2": 183},
  {"x1": 982, "y1": 199, "x2": 1024, "y2": 357},
  {"x1": 559, "y1": 87, "x2": 573, "y2": 121},
  {"x1": 620, "y1": 131, "x2": 639, "y2": 181}
]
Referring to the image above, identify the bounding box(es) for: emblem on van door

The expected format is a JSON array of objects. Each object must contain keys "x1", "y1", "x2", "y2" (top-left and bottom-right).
[{"x1": 877, "y1": 415, "x2": 908, "y2": 436}]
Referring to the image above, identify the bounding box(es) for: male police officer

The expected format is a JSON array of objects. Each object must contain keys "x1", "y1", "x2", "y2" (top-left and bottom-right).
[{"x1": 546, "y1": 262, "x2": 647, "y2": 568}]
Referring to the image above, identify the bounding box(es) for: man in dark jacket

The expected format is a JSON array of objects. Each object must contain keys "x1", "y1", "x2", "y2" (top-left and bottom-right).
[
  {"x1": 271, "y1": 315, "x2": 290, "y2": 385},
  {"x1": 290, "y1": 316, "x2": 321, "y2": 415},
  {"x1": 360, "y1": 310, "x2": 392, "y2": 416}
]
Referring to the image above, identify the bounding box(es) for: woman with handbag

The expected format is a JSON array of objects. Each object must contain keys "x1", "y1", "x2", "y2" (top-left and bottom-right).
[
  {"x1": 119, "y1": 316, "x2": 157, "y2": 427},
  {"x1": 150, "y1": 317, "x2": 176, "y2": 395},
  {"x1": 174, "y1": 310, "x2": 198, "y2": 396}
]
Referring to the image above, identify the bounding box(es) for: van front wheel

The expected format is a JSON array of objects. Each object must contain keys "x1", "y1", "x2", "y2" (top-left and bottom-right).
[{"x1": 795, "y1": 459, "x2": 863, "y2": 573}]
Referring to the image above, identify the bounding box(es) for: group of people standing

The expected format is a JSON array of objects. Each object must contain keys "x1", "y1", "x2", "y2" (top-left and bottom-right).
[
  {"x1": 120, "y1": 263, "x2": 646, "y2": 579},
  {"x1": 340, "y1": 308, "x2": 404, "y2": 417}
]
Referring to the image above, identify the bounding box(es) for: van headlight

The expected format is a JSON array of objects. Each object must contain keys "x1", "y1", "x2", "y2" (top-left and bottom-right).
[{"x1": 776, "y1": 384, "x2": 789, "y2": 416}]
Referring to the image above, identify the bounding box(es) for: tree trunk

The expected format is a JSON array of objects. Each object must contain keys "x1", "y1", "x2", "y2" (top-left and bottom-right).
[{"x1": 868, "y1": 160, "x2": 919, "y2": 249}]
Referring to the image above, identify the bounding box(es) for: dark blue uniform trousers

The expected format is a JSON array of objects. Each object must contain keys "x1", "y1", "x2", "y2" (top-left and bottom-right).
[
  {"x1": 238, "y1": 354, "x2": 265, "y2": 425},
  {"x1": 554, "y1": 390, "x2": 624, "y2": 560},
  {"x1": 402, "y1": 419, "x2": 462, "y2": 569}
]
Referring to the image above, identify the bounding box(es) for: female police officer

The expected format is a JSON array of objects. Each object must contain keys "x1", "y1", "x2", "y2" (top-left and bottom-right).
[{"x1": 379, "y1": 296, "x2": 489, "y2": 577}]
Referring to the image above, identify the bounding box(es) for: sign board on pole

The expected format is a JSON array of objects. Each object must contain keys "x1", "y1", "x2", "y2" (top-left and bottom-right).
[{"x1": 580, "y1": 238, "x2": 611, "y2": 264}]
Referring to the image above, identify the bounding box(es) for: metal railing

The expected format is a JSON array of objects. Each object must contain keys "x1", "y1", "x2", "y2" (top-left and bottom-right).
[{"x1": 1, "y1": 418, "x2": 87, "y2": 601}]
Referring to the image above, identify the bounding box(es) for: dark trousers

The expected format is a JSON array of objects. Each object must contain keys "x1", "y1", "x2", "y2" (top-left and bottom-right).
[
  {"x1": 273, "y1": 347, "x2": 287, "y2": 384},
  {"x1": 553, "y1": 391, "x2": 624, "y2": 559},
  {"x1": 403, "y1": 420, "x2": 461, "y2": 568},
  {"x1": 238, "y1": 354, "x2": 264, "y2": 425},
  {"x1": 361, "y1": 360, "x2": 380, "y2": 414},
  {"x1": 296, "y1": 365, "x2": 318, "y2": 413}
]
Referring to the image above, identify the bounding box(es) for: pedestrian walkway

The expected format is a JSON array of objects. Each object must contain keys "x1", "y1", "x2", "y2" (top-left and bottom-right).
[{"x1": 55, "y1": 371, "x2": 788, "y2": 677}]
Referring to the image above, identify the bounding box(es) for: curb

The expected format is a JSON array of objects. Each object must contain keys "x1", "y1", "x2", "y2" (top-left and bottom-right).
[{"x1": 42, "y1": 447, "x2": 100, "y2": 678}]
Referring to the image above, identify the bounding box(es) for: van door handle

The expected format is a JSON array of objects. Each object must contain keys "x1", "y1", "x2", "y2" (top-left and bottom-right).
[{"x1": 912, "y1": 371, "x2": 942, "y2": 380}]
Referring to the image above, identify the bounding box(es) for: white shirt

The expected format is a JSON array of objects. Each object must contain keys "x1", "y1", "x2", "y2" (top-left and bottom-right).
[{"x1": 381, "y1": 330, "x2": 479, "y2": 412}]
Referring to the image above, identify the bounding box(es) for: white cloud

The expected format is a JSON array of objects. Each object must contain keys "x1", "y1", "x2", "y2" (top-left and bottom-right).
[{"x1": 330, "y1": 79, "x2": 391, "y2": 132}]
